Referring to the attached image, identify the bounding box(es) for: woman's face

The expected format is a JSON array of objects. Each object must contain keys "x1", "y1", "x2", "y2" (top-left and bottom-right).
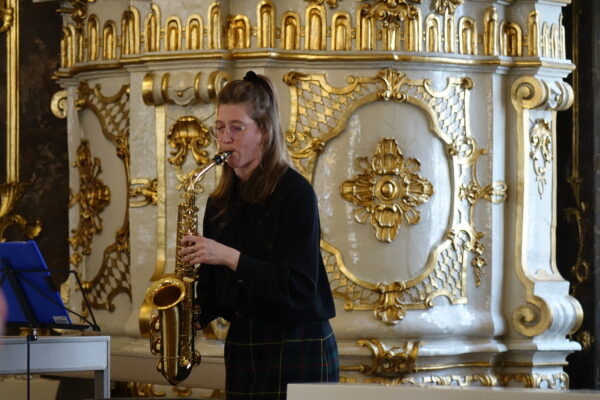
[{"x1": 215, "y1": 103, "x2": 265, "y2": 181}]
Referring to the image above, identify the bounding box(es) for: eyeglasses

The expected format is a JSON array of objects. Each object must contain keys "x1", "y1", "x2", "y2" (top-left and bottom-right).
[{"x1": 210, "y1": 122, "x2": 254, "y2": 140}]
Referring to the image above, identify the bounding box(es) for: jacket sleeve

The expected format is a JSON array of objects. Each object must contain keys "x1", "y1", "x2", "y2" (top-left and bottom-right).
[{"x1": 235, "y1": 178, "x2": 323, "y2": 310}]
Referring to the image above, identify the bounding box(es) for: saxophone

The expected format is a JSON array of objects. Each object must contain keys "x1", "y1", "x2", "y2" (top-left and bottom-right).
[{"x1": 145, "y1": 151, "x2": 232, "y2": 385}]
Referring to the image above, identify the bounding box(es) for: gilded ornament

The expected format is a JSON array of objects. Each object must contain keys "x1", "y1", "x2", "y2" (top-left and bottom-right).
[
  {"x1": 360, "y1": 0, "x2": 421, "y2": 30},
  {"x1": 0, "y1": 1, "x2": 13, "y2": 33},
  {"x1": 434, "y1": 0, "x2": 463, "y2": 15},
  {"x1": 340, "y1": 138, "x2": 433, "y2": 242},
  {"x1": 129, "y1": 178, "x2": 158, "y2": 208},
  {"x1": 127, "y1": 382, "x2": 166, "y2": 397},
  {"x1": 574, "y1": 330, "x2": 594, "y2": 353},
  {"x1": 68, "y1": 140, "x2": 110, "y2": 260},
  {"x1": 0, "y1": 182, "x2": 42, "y2": 241},
  {"x1": 57, "y1": 0, "x2": 96, "y2": 30},
  {"x1": 75, "y1": 82, "x2": 132, "y2": 311},
  {"x1": 167, "y1": 116, "x2": 212, "y2": 167},
  {"x1": 529, "y1": 119, "x2": 552, "y2": 198},
  {"x1": 289, "y1": 70, "x2": 500, "y2": 324},
  {"x1": 357, "y1": 339, "x2": 420, "y2": 376}
]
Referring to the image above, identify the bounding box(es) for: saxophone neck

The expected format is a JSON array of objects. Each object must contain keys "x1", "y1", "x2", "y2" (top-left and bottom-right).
[{"x1": 187, "y1": 151, "x2": 233, "y2": 192}]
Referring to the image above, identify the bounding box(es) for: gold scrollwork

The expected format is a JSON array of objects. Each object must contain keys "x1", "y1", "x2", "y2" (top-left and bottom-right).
[
  {"x1": 129, "y1": 178, "x2": 158, "y2": 208},
  {"x1": 0, "y1": 1, "x2": 13, "y2": 33},
  {"x1": 76, "y1": 82, "x2": 132, "y2": 311},
  {"x1": 68, "y1": 140, "x2": 110, "y2": 263},
  {"x1": 0, "y1": 182, "x2": 42, "y2": 241},
  {"x1": 167, "y1": 116, "x2": 212, "y2": 167},
  {"x1": 340, "y1": 138, "x2": 433, "y2": 242},
  {"x1": 529, "y1": 119, "x2": 552, "y2": 198},
  {"x1": 355, "y1": 339, "x2": 421, "y2": 377},
  {"x1": 51, "y1": 90, "x2": 68, "y2": 119},
  {"x1": 288, "y1": 69, "x2": 502, "y2": 324}
]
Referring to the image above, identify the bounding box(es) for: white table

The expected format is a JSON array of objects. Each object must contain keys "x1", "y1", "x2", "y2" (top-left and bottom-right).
[{"x1": 0, "y1": 335, "x2": 110, "y2": 399}]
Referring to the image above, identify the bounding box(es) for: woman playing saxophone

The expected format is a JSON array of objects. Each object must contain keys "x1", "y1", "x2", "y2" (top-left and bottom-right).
[{"x1": 178, "y1": 71, "x2": 339, "y2": 400}]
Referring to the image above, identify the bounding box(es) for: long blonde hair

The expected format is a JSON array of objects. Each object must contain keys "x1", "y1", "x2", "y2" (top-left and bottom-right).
[{"x1": 211, "y1": 71, "x2": 289, "y2": 215}]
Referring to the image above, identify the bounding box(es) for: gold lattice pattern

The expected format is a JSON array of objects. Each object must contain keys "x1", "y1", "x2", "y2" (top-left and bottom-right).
[
  {"x1": 74, "y1": 81, "x2": 132, "y2": 310},
  {"x1": 288, "y1": 69, "x2": 507, "y2": 324}
]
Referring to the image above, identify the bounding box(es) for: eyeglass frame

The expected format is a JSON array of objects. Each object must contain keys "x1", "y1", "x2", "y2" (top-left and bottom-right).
[{"x1": 209, "y1": 121, "x2": 256, "y2": 140}]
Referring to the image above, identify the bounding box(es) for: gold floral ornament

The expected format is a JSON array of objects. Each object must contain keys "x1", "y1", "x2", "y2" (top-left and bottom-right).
[
  {"x1": 68, "y1": 140, "x2": 110, "y2": 263},
  {"x1": 341, "y1": 138, "x2": 433, "y2": 242},
  {"x1": 529, "y1": 119, "x2": 552, "y2": 198}
]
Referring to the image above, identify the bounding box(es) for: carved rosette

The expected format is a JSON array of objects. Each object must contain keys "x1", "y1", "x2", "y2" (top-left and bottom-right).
[
  {"x1": 289, "y1": 69, "x2": 506, "y2": 325},
  {"x1": 340, "y1": 138, "x2": 433, "y2": 242}
]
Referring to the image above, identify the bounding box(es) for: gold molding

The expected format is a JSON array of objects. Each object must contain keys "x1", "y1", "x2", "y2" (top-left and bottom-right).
[
  {"x1": 345, "y1": 372, "x2": 569, "y2": 389},
  {"x1": 54, "y1": 3, "x2": 571, "y2": 76},
  {"x1": 295, "y1": 69, "x2": 504, "y2": 325},
  {"x1": 510, "y1": 76, "x2": 581, "y2": 337},
  {"x1": 0, "y1": 0, "x2": 41, "y2": 241}
]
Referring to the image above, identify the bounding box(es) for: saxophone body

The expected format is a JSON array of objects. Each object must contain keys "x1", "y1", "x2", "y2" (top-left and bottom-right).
[{"x1": 145, "y1": 151, "x2": 232, "y2": 385}]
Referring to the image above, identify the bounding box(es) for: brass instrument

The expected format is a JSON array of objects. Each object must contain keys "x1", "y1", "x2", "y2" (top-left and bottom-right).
[{"x1": 145, "y1": 151, "x2": 232, "y2": 385}]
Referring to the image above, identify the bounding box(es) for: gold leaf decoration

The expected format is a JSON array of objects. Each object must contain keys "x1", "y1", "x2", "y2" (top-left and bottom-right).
[{"x1": 341, "y1": 138, "x2": 434, "y2": 242}]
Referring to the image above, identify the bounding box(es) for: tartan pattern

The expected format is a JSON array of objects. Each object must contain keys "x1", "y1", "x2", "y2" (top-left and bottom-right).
[{"x1": 225, "y1": 317, "x2": 339, "y2": 400}]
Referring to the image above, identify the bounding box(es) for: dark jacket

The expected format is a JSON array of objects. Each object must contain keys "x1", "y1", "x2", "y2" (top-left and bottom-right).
[{"x1": 196, "y1": 167, "x2": 336, "y2": 326}]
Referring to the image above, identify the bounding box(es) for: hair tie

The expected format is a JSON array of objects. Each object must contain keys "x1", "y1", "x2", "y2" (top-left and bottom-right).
[{"x1": 243, "y1": 71, "x2": 261, "y2": 84}]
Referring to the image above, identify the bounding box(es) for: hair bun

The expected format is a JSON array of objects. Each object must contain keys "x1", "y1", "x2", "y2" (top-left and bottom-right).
[{"x1": 243, "y1": 71, "x2": 261, "y2": 84}]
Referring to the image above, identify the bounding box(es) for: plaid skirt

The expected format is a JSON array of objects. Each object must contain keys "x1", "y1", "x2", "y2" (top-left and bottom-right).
[{"x1": 224, "y1": 316, "x2": 339, "y2": 400}]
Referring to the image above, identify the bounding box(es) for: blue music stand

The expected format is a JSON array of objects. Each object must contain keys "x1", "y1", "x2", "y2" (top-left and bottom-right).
[{"x1": 0, "y1": 240, "x2": 99, "y2": 331}]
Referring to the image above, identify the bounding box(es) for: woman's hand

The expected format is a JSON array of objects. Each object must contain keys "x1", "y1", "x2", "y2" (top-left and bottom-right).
[{"x1": 179, "y1": 234, "x2": 240, "y2": 271}]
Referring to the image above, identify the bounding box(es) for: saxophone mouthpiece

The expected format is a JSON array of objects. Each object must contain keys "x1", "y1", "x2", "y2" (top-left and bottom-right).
[{"x1": 213, "y1": 151, "x2": 233, "y2": 165}]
